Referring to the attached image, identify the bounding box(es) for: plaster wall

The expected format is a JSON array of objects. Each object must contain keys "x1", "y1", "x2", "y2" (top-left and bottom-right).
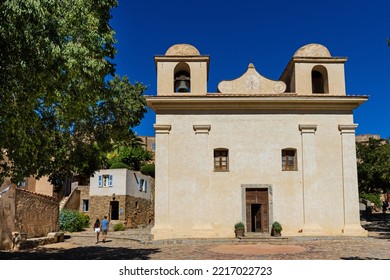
[
  {"x1": 152, "y1": 112, "x2": 364, "y2": 239},
  {"x1": 90, "y1": 169, "x2": 150, "y2": 200},
  {"x1": 294, "y1": 63, "x2": 346, "y2": 95},
  {"x1": 156, "y1": 61, "x2": 208, "y2": 95}
]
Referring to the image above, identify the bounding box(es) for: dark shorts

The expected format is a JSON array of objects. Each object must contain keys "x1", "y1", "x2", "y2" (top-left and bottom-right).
[{"x1": 102, "y1": 229, "x2": 108, "y2": 234}]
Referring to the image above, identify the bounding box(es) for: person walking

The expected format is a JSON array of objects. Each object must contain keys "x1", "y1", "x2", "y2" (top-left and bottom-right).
[
  {"x1": 93, "y1": 219, "x2": 101, "y2": 244},
  {"x1": 101, "y1": 215, "x2": 109, "y2": 243},
  {"x1": 382, "y1": 200, "x2": 389, "y2": 221}
]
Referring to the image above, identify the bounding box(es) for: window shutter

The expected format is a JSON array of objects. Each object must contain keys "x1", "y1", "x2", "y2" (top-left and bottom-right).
[
  {"x1": 98, "y1": 175, "x2": 102, "y2": 187},
  {"x1": 109, "y1": 175, "x2": 113, "y2": 187},
  {"x1": 138, "y1": 179, "x2": 144, "y2": 191},
  {"x1": 144, "y1": 181, "x2": 147, "y2": 193}
]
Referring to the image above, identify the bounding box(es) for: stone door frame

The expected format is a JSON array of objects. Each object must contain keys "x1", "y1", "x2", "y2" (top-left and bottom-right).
[{"x1": 241, "y1": 184, "x2": 273, "y2": 233}]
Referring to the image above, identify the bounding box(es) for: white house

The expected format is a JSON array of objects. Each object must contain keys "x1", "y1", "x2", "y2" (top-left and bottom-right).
[
  {"x1": 88, "y1": 169, "x2": 154, "y2": 228},
  {"x1": 146, "y1": 43, "x2": 368, "y2": 239}
]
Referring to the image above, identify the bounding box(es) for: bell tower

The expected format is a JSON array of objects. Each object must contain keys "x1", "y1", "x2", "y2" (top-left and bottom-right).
[
  {"x1": 280, "y1": 43, "x2": 347, "y2": 95},
  {"x1": 154, "y1": 44, "x2": 209, "y2": 95}
]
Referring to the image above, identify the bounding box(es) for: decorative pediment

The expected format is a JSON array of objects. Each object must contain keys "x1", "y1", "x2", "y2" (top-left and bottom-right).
[{"x1": 218, "y1": 63, "x2": 286, "y2": 94}]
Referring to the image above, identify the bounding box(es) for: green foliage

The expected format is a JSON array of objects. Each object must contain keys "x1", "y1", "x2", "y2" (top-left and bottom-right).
[
  {"x1": 113, "y1": 223, "x2": 126, "y2": 231},
  {"x1": 360, "y1": 192, "x2": 382, "y2": 208},
  {"x1": 140, "y1": 164, "x2": 155, "y2": 178},
  {"x1": 272, "y1": 221, "x2": 282, "y2": 233},
  {"x1": 59, "y1": 209, "x2": 90, "y2": 232},
  {"x1": 0, "y1": 1, "x2": 147, "y2": 191},
  {"x1": 107, "y1": 144, "x2": 153, "y2": 171},
  {"x1": 234, "y1": 222, "x2": 245, "y2": 230},
  {"x1": 357, "y1": 138, "x2": 390, "y2": 194},
  {"x1": 110, "y1": 162, "x2": 131, "y2": 169}
]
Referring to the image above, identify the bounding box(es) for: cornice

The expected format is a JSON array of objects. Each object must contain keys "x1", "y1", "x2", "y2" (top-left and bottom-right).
[
  {"x1": 146, "y1": 95, "x2": 368, "y2": 113},
  {"x1": 339, "y1": 124, "x2": 359, "y2": 133}
]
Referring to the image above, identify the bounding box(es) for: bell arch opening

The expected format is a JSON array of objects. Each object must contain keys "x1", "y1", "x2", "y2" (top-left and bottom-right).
[
  {"x1": 174, "y1": 63, "x2": 191, "y2": 93},
  {"x1": 311, "y1": 65, "x2": 328, "y2": 94}
]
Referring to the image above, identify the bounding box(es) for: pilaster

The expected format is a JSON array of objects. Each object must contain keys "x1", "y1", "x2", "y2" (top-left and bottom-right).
[
  {"x1": 339, "y1": 124, "x2": 368, "y2": 236},
  {"x1": 299, "y1": 124, "x2": 322, "y2": 234},
  {"x1": 151, "y1": 124, "x2": 172, "y2": 239},
  {"x1": 192, "y1": 125, "x2": 212, "y2": 235}
]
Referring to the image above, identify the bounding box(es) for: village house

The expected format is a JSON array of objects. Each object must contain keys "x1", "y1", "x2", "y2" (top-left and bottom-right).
[
  {"x1": 146, "y1": 43, "x2": 368, "y2": 239},
  {"x1": 85, "y1": 169, "x2": 154, "y2": 228}
]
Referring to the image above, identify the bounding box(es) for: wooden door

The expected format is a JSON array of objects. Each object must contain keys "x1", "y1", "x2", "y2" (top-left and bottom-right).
[{"x1": 246, "y1": 189, "x2": 269, "y2": 232}]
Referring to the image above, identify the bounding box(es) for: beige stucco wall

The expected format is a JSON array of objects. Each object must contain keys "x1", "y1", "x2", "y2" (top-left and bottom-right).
[
  {"x1": 156, "y1": 60, "x2": 209, "y2": 95},
  {"x1": 90, "y1": 169, "x2": 151, "y2": 200},
  {"x1": 152, "y1": 112, "x2": 366, "y2": 239},
  {"x1": 294, "y1": 62, "x2": 346, "y2": 95}
]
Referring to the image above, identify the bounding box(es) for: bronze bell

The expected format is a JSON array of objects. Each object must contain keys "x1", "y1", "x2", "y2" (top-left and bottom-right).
[
  {"x1": 175, "y1": 73, "x2": 190, "y2": 92},
  {"x1": 176, "y1": 80, "x2": 190, "y2": 92}
]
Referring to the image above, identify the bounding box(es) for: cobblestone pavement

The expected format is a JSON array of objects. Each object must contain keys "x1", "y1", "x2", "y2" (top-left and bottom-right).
[{"x1": 1, "y1": 214, "x2": 389, "y2": 260}]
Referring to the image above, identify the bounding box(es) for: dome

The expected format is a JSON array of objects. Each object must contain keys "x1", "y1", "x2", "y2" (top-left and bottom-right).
[
  {"x1": 165, "y1": 44, "x2": 200, "y2": 56},
  {"x1": 293, "y1": 43, "x2": 331, "y2": 58}
]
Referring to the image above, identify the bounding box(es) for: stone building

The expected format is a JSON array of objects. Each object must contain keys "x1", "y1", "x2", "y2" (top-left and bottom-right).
[
  {"x1": 146, "y1": 43, "x2": 368, "y2": 240},
  {"x1": 0, "y1": 185, "x2": 59, "y2": 250},
  {"x1": 87, "y1": 169, "x2": 154, "y2": 228}
]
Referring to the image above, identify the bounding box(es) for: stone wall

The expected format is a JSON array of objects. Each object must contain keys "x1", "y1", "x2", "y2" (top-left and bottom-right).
[
  {"x1": 0, "y1": 201, "x2": 12, "y2": 250},
  {"x1": 89, "y1": 195, "x2": 125, "y2": 223},
  {"x1": 89, "y1": 189, "x2": 154, "y2": 228},
  {"x1": 0, "y1": 185, "x2": 59, "y2": 250},
  {"x1": 125, "y1": 195, "x2": 153, "y2": 228},
  {"x1": 16, "y1": 187, "x2": 59, "y2": 238}
]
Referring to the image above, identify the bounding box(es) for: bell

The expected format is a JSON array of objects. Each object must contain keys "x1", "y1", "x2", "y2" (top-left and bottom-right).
[{"x1": 175, "y1": 80, "x2": 190, "y2": 92}]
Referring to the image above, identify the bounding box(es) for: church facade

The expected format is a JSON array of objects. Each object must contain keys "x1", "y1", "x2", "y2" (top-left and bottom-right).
[{"x1": 146, "y1": 43, "x2": 368, "y2": 239}]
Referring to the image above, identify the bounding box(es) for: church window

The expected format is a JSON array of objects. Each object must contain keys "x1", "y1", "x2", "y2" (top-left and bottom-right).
[
  {"x1": 214, "y1": 148, "x2": 229, "y2": 171},
  {"x1": 282, "y1": 149, "x2": 297, "y2": 171}
]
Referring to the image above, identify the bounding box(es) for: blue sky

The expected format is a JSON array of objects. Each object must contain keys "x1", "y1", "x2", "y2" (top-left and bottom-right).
[{"x1": 110, "y1": 0, "x2": 390, "y2": 138}]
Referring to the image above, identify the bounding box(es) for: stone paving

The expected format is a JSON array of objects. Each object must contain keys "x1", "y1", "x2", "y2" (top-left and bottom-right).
[{"x1": 1, "y1": 214, "x2": 389, "y2": 260}]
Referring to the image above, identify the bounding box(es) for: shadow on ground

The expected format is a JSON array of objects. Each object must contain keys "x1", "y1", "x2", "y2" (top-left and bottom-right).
[
  {"x1": 341, "y1": 257, "x2": 390, "y2": 260},
  {"x1": 361, "y1": 213, "x2": 390, "y2": 239},
  {"x1": 0, "y1": 246, "x2": 160, "y2": 260}
]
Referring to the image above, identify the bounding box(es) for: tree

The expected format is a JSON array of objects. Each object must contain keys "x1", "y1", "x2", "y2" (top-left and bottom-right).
[
  {"x1": 0, "y1": 1, "x2": 147, "y2": 191},
  {"x1": 356, "y1": 138, "x2": 390, "y2": 195},
  {"x1": 106, "y1": 142, "x2": 153, "y2": 171}
]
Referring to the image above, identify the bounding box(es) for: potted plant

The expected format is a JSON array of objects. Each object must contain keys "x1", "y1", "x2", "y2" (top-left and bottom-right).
[
  {"x1": 271, "y1": 221, "x2": 282, "y2": 237},
  {"x1": 234, "y1": 222, "x2": 245, "y2": 237}
]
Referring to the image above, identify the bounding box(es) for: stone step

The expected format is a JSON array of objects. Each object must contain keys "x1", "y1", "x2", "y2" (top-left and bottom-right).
[{"x1": 237, "y1": 233, "x2": 289, "y2": 244}]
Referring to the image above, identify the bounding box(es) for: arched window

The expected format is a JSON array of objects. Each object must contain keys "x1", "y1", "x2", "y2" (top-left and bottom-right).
[
  {"x1": 214, "y1": 148, "x2": 229, "y2": 171},
  {"x1": 311, "y1": 65, "x2": 328, "y2": 93},
  {"x1": 281, "y1": 148, "x2": 297, "y2": 171},
  {"x1": 174, "y1": 63, "x2": 191, "y2": 93}
]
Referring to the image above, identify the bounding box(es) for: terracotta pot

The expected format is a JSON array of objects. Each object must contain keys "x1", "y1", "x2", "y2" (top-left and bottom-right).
[{"x1": 235, "y1": 229, "x2": 245, "y2": 237}]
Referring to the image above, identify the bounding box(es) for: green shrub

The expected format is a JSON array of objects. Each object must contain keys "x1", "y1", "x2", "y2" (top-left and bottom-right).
[
  {"x1": 272, "y1": 221, "x2": 282, "y2": 233},
  {"x1": 234, "y1": 222, "x2": 245, "y2": 230},
  {"x1": 113, "y1": 223, "x2": 126, "y2": 231},
  {"x1": 360, "y1": 192, "x2": 381, "y2": 208},
  {"x1": 59, "y1": 209, "x2": 90, "y2": 232},
  {"x1": 110, "y1": 161, "x2": 130, "y2": 169},
  {"x1": 140, "y1": 163, "x2": 155, "y2": 178}
]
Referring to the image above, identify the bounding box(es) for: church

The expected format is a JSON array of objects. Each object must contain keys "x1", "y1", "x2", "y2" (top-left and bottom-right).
[{"x1": 146, "y1": 43, "x2": 368, "y2": 239}]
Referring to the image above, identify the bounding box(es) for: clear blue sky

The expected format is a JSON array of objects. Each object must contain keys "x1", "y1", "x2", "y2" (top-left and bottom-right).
[{"x1": 110, "y1": 0, "x2": 390, "y2": 138}]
